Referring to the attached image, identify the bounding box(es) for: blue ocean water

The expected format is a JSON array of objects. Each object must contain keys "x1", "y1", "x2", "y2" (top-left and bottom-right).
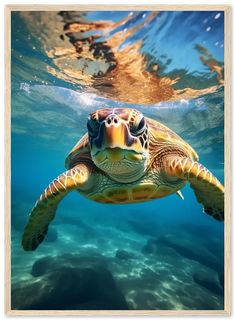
[{"x1": 11, "y1": 11, "x2": 224, "y2": 310}]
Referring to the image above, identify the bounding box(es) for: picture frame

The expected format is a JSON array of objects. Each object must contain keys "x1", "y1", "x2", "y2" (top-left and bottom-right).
[{"x1": 5, "y1": 4, "x2": 231, "y2": 316}]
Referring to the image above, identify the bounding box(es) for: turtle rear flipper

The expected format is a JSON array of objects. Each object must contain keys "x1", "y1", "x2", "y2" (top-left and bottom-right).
[
  {"x1": 166, "y1": 157, "x2": 224, "y2": 221},
  {"x1": 22, "y1": 164, "x2": 92, "y2": 251}
]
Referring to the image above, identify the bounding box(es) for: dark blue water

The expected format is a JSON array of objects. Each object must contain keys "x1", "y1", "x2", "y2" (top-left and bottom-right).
[{"x1": 11, "y1": 11, "x2": 224, "y2": 310}]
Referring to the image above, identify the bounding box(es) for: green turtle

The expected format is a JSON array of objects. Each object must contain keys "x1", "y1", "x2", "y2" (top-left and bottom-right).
[{"x1": 22, "y1": 108, "x2": 224, "y2": 251}]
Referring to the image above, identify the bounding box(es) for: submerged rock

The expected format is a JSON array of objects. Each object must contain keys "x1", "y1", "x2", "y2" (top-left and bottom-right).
[
  {"x1": 31, "y1": 256, "x2": 56, "y2": 277},
  {"x1": 193, "y1": 272, "x2": 224, "y2": 296},
  {"x1": 150, "y1": 233, "x2": 224, "y2": 274},
  {"x1": 141, "y1": 239, "x2": 156, "y2": 254},
  {"x1": 13, "y1": 254, "x2": 128, "y2": 310},
  {"x1": 178, "y1": 222, "x2": 215, "y2": 238},
  {"x1": 115, "y1": 250, "x2": 135, "y2": 260},
  {"x1": 31, "y1": 252, "x2": 108, "y2": 278}
]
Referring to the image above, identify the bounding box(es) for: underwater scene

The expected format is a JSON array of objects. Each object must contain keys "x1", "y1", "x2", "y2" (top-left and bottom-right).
[{"x1": 11, "y1": 10, "x2": 224, "y2": 310}]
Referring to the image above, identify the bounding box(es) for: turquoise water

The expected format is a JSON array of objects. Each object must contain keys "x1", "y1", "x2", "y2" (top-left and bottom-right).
[{"x1": 11, "y1": 11, "x2": 224, "y2": 310}]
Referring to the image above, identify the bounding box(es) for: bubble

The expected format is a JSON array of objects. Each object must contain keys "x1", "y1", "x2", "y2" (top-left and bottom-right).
[
  {"x1": 214, "y1": 13, "x2": 221, "y2": 20},
  {"x1": 215, "y1": 42, "x2": 219, "y2": 46},
  {"x1": 206, "y1": 26, "x2": 211, "y2": 32},
  {"x1": 20, "y1": 83, "x2": 31, "y2": 93},
  {"x1": 142, "y1": 14, "x2": 146, "y2": 19}
]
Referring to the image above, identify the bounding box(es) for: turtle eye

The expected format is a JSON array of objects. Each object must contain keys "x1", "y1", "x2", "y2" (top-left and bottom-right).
[
  {"x1": 131, "y1": 117, "x2": 146, "y2": 135},
  {"x1": 136, "y1": 117, "x2": 145, "y2": 132}
]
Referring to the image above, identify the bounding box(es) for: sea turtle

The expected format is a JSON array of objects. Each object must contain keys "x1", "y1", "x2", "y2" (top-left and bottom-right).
[{"x1": 22, "y1": 108, "x2": 224, "y2": 251}]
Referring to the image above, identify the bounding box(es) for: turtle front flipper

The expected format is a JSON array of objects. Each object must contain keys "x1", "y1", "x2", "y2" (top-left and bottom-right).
[
  {"x1": 22, "y1": 164, "x2": 92, "y2": 251},
  {"x1": 166, "y1": 157, "x2": 224, "y2": 221}
]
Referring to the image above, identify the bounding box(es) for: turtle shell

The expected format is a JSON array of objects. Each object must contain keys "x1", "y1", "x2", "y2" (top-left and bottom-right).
[{"x1": 146, "y1": 117, "x2": 198, "y2": 161}]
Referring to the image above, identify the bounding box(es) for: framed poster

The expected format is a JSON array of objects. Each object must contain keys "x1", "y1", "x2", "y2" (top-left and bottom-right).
[{"x1": 5, "y1": 5, "x2": 231, "y2": 316}]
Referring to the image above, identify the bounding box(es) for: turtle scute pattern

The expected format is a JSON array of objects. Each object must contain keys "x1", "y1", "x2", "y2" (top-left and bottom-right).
[
  {"x1": 168, "y1": 157, "x2": 224, "y2": 221},
  {"x1": 22, "y1": 166, "x2": 91, "y2": 251}
]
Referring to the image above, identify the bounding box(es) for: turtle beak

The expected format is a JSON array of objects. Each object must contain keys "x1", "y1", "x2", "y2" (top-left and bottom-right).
[
  {"x1": 91, "y1": 115, "x2": 144, "y2": 157},
  {"x1": 103, "y1": 121, "x2": 143, "y2": 154},
  {"x1": 92, "y1": 117, "x2": 133, "y2": 150},
  {"x1": 103, "y1": 122, "x2": 128, "y2": 148}
]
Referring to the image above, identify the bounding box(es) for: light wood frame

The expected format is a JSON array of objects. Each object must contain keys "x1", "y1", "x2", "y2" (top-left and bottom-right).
[{"x1": 5, "y1": 4, "x2": 231, "y2": 316}]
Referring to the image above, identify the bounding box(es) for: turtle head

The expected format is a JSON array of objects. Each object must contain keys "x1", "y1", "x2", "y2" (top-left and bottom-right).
[{"x1": 87, "y1": 108, "x2": 149, "y2": 183}]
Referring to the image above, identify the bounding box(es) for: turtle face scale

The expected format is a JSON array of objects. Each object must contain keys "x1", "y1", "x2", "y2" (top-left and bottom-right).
[{"x1": 87, "y1": 108, "x2": 149, "y2": 183}]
